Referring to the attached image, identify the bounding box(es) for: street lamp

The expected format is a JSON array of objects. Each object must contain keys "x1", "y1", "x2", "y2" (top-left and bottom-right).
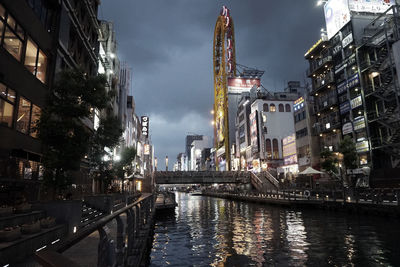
[{"x1": 165, "y1": 156, "x2": 168, "y2": 171}]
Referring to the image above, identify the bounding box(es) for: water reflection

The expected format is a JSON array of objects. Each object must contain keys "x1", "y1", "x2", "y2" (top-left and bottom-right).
[{"x1": 150, "y1": 193, "x2": 400, "y2": 266}]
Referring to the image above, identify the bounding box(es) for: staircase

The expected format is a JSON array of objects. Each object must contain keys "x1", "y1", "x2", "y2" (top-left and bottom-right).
[
  {"x1": 250, "y1": 171, "x2": 279, "y2": 192},
  {"x1": 79, "y1": 203, "x2": 105, "y2": 229}
]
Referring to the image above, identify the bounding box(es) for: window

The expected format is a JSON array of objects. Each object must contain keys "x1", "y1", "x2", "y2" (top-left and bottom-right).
[
  {"x1": 0, "y1": 9, "x2": 25, "y2": 61},
  {"x1": 25, "y1": 38, "x2": 39, "y2": 74},
  {"x1": 3, "y1": 25, "x2": 23, "y2": 61},
  {"x1": 273, "y1": 139, "x2": 279, "y2": 159},
  {"x1": 0, "y1": 5, "x2": 5, "y2": 20},
  {"x1": 24, "y1": 38, "x2": 47, "y2": 83},
  {"x1": 270, "y1": 104, "x2": 276, "y2": 112},
  {"x1": 263, "y1": 103, "x2": 269, "y2": 112},
  {"x1": 16, "y1": 97, "x2": 31, "y2": 134},
  {"x1": 278, "y1": 104, "x2": 284, "y2": 112},
  {"x1": 266, "y1": 139, "x2": 272, "y2": 160},
  {"x1": 285, "y1": 104, "x2": 291, "y2": 112},
  {"x1": 30, "y1": 104, "x2": 41, "y2": 137},
  {"x1": 0, "y1": 83, "x2": 15, "y2": 127}
]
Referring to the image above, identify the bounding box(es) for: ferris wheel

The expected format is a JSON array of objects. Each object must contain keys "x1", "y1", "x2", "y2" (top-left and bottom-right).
[{"x1": 213, "y1": 6, "x2": 236, "y2": 170}]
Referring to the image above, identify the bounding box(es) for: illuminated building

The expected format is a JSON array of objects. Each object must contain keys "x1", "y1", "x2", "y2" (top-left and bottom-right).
[
  {"x1": 307, "y1": 0, "x2": 400, "y2": 186},
  {"x1": 293, "y1": 95, "x2": 320, "y2": 172}
]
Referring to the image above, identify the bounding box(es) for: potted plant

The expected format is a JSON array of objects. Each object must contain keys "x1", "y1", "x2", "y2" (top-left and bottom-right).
[
  {"x1": 40, "y1": 217, "x2": 56, "y2": 228},
  {"x1": 0, "y1": 205, "x2": 13, "y2": 217},
  {"x1": 21, "y1": 221, "x2": 41, "y2": 234},
  {"x1": 0, "y1": 226, "x2": 21, "y2": 242}
]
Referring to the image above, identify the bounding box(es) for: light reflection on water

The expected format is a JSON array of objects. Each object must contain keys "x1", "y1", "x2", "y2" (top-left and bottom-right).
[{"x1": 149, "y1": 193, "x2": 400, "y2": 266}]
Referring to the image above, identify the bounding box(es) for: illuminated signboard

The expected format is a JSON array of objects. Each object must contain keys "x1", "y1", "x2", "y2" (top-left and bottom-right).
[
  {"x1": 354, "y1": 116, "x2": 366, "y2": 131},
  {"x1": 228, "y1": 78, "x2": 261, "y2": 94},
  {"x1": 249, "y1": 111, "x2": 259, "y2": 153},
  {"x1": 324, "y1": 0, "x2": 351, "y2": 40},
  {"x1": 144, "y1": 144, "x2": 150, "y2": 155},
  {"x1": 294, "y1": 97, "x2": 305, "y2": 111},
  {"x1": 356, "y1": 140, "x2": 369, "y2": 152},
  {"x1": 340, "y1": 101, "x2": 351, "y2": 114},
  {"x1": 348, "y1": 0, "x2": 395, "y2": 13},
  {"x1": 141, "y1": 116, "x2": 149, "y2": 138},
  {"x1": 283, "y1": 134, "x2": 297, "y2": 165},
  {"x1": 342, "y1": 122, "x2": 353, "y2": 135},
  {"x1": 350, "y1": 95, "x2": 362, "y2": 109}
]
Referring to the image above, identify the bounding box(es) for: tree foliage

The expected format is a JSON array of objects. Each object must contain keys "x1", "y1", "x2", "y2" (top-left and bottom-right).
[
  {"x1": 114, "y1": 147, "x2": 137, "y2": 180},
  {"x1": 320, "y1": 149, "x2": 338, "y2": 174},
  {"x1": 89, "y1": 114, "x2": 123, "y2": 184},
  {"x1": 339, "y1": 136, "x2": 358, "y2": 170},
  {"x1": 38, "y1": 69, "x2": 109, "y2": 190}
]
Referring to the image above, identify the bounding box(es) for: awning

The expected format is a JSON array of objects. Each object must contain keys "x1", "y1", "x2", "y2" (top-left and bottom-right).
[{"x1": 298, "y1": 167, "x2": 324, "y2": 175}]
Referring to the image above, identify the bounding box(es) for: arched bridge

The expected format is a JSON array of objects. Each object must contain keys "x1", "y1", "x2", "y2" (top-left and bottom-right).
[{"x1": 154, "y1": 171, "x2": 279, "y2": 191}]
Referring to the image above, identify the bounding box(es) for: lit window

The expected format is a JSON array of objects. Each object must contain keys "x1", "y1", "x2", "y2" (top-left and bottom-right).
[
  {"x1": 37, "y1": 50, "x2": 47, "y2": 83},
  {"x1": 0, "y1": 20, "x2": 3, "y2": 40},
  {"x1": 25, "y1": 39, "x2": 39, "y2": 75},
  {"x1": 0, "y1": 4, "x2": 5, "y2": 20},
  {"x1": 24, "y1": 38, "x2": 47, "y2": 84},
  {"x1": 30, "y1": 104, "x2": 41, "y2": 138},
  {"x1": 0, "y1": 83, "x2": 15, "y2": 128},
  {"x1": 3, "y1": 26, "x2": 23, "y2": 61},
  {"x1": 16, "y1": 97, "x2": 32, "y2": 134},
  {"x1": 270, "y1": 104, "x2": 276, "y2": 112}
]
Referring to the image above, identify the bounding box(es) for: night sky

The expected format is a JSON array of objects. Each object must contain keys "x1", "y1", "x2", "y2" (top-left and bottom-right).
[{"x1": 99, "y1": 0, "x2": 325, "y2": 170}]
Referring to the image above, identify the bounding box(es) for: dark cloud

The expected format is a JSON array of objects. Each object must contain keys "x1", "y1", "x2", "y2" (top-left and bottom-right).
[{"x1": 100, "y1": 0, "x2": 326, "y2": 169}]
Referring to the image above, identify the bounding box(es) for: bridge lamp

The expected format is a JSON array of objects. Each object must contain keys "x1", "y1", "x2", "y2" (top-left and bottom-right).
[
  {"x1": 211, "y1": 110, "x2": 214, "y2": 114},
  {"x1": 211, "y1": 120, "x2": 215, "y2": 125},
  {"x1": 165, "y1": 156, "x2": 168, "y2": 171}
]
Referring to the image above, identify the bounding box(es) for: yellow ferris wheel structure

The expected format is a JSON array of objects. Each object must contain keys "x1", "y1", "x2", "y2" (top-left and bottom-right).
[{"x1": 213, "y1": 6, "x2": 236, "y2": 171}]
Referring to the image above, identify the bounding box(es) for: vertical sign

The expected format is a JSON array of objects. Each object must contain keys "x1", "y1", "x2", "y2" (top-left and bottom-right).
[
  {"x1": 141, "y1": 116, "x2": 149, "y2": 138},
  {"x1": 250, "y1": 111, "x2": 259, "y2": 153}
]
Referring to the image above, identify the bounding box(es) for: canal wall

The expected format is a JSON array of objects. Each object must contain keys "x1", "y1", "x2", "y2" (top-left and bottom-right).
[{"x1": 202, "y1": 191, "x2": 400, "y2": 218}]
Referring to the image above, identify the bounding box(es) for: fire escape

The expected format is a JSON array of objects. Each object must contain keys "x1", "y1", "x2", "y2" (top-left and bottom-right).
[{"x1": 358, "y1": 5, "x2": 400, "y2": 168}]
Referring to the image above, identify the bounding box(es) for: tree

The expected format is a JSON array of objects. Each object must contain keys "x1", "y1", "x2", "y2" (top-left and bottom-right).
[
  {"x1": 38, "y1": 69, "x2": 109, "y2": 195},
  {"x1": 114, "y1": 147, "x2": 137, "y2": 180},
  {"x1": 339, "y1": 136, "x2": 358, "y2": 170},
  {"x1": 89, "y1": 114, "x2": 123, "y2": 190},
  {"x1": 320, "y1": 149, "x2": 338, "y2": 174},
  {"x1": 339, "y1": 136, "x2": 358, "y2": 188}
]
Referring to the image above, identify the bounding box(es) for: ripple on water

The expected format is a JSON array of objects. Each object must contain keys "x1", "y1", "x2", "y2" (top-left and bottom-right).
[{"x1": 149, "y1": 193, "x2": 400, "y2": 266}]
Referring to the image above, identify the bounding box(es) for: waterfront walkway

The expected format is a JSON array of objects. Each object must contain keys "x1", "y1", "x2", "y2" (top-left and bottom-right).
[{"x1": 202, "y1": 190, "x2": 400, "y2": 217}]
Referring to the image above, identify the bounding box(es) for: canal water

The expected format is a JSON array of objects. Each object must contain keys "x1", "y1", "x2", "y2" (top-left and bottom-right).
[{"x1": 149, "y1": 192, "x2": 400, "y2": 266}]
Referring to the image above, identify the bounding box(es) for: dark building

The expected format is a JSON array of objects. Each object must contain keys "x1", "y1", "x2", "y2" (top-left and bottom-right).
[{"x1": 0, "y1": 0, "x2": 101, "y2": 199}]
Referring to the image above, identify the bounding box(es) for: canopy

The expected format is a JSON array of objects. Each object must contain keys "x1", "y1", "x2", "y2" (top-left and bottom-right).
[{"x1": 298, "y1": 167, "x2": 324, "y2": 175}]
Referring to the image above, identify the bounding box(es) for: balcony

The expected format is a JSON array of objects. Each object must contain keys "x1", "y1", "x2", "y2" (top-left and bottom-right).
[
  {"x1": 316, "y1": 95, "x2": 338, "y2": 113},
  {"x1": 312, "y1": 71, "x2": 335, "y2": 94},
  {"x1": 307, "y1": 56, "x2": 333, "y2": 77}
]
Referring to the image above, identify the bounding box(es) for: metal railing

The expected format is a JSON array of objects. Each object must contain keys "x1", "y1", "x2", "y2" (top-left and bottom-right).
[{"x1": 36, "y1": 193, "x2": 155, "y2": 267}]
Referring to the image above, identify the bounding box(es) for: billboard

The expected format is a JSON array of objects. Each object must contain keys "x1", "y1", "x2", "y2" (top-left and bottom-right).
[
  {"x1": 283, "y1": 134, "x2": 297, "y2": 165},
  {"x1": 324, "y1": 0, "x2": 351, "y2": 39},
  {"x1": 228, "y1": 77, "x2": 261, "y2": 94},
  {"x1": 141, "y1": 116, "x2": 149, "y2": 138},
  {"x1": 249, "y1": 111, "x2": 259, "y2": 153},
  {"x1": 144, "y1": 144, "x2": 150, "y2": 155},
  {"x1": 348, "y1": 0, "x2": 395, "y2": 13}
]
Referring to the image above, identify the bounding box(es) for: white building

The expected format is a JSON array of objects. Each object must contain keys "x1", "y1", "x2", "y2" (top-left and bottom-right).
[
  {"x1": 190, "y1": 136, "x2": 212, "y2": 171},
  {"x1": 250, "y1": 98, "x2": 295, "y2": 170}
]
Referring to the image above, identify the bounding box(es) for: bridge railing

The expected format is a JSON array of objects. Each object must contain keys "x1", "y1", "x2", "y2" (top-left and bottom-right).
[{"x1": 35, "y1": 193, "x2": 155, "y2": 267}]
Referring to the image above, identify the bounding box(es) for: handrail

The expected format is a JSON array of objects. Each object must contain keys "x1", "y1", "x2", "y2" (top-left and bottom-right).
[{"x1": 50, "y1": 193, "x2": 153, "y2": 253}]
